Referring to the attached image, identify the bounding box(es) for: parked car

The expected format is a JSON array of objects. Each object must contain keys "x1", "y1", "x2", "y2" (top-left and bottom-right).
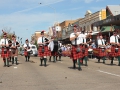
[
  {"x1": 20, "y1": 50, "x2": 24, "y2": 56},
  {"x1": 30, "y1": 45, "x2": 38, "y2": 57}
]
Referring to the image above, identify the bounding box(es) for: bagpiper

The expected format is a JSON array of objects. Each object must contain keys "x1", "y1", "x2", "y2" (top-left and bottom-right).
[
  {"x1": 80, "y1": 29, "x2": 89, "y2": 66},
  {"x1": 93, "y1": 33, "x2": 106, "y2": 63},
  {"x1": 8, "y1": 37, "x2": 12, "y2": 62},
  {"x1": 56, "y1": 41, "x2": 62, "y2": 61},
  {"x1": 37, "y1": 30, "x2": 51, "y2": 66},
  {"x1": 10, "y1": 34, "x2": 20, "y2": 65},
  {"x1": 109, "y1": 30, "x2": 120, "y2": 65},
  {"x1": 0, "y1": 30, "x2": 10, "y2": 67},
  {"x1": 70, "y1": 25, "x2": 83, "y2": 70},
  {"x1": 48, "y1": 36, "x2": 59, "y2": 62},
  {"x1": 23, "y1": 39, "x2": 32, "y2": 62}
]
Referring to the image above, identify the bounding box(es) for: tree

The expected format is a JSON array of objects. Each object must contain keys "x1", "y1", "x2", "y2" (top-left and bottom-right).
[
  {"x1": 0, "y1": 27, "x2": 15, "y2": 40},
  {"x1": 34, "y1": 40, "x2": 38, "y2": 49}
]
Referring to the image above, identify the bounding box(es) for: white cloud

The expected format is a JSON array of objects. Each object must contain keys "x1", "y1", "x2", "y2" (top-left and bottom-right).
[
  {"x1": 0, "y1": 0, "x2": 64, "y2": 9},
  {"x1": 0, "y1": 12, "x2": 70, "y2": 41},
  {"x1": 71, "y1": 0, "x2": 93, "y2": 3},
  {"x1": 0, "y1": 0, "x2": 66, "y2": 42},
  {"x1": 84, "y1": 0, "x2": 94, "y2": 3},
  {"x1": 96, "y1": 0, "x2": 104, "y2": 2},
  {"x1": 71, "y1": 0, "x2": 103, "y2": 3}
]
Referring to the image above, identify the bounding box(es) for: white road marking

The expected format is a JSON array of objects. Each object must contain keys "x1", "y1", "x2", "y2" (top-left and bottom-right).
[
  {"x1": 14, "y1": 67, "x2": 17, "y2": 69},
  {"x1": 97, "y1": 70, "x2": 120, "y2": 77}
]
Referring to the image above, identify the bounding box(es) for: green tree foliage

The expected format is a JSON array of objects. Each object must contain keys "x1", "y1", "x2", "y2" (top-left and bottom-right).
[{"x1": 34, "y1": 40, "x2": 38, "y2": 49}]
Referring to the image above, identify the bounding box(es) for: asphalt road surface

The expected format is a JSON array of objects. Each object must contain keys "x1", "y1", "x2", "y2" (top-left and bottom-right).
[{"x1": 0, "y1": 56, "x2": 120, "y2": 90}]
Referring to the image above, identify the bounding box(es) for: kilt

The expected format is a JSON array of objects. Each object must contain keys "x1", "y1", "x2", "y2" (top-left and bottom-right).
[
  {"x1": 82, "y1": 45, "x2": 88, "y2": 57},
  {"x1": 9, "y1": 49, "x2": 12, "y2": 57},
  {"x1": 71, "y1": 45, "x2": 83, "y2": 60},
  {"x1": 93, "y1": 48, "x2": 106, "y2": 57},
  {"x1": 51, "y1": 51, "x2": 58, "y2": 56},
  {"x1": 66, "y1": 50, "x2": 71, "y2": 57},
  {"x1": 1, "y1": 48, "x2": 10, "y2": 58},
  {"x1": 109, "y1": 46, "x2": 120, "y2": 57},
  {"x1": 38, "y1": 46, "x2": 51, "y2": 57},
  {"x1": 11, "y1": 48, "x2": 18, "y2": 57},
  {"x1": 24, "y1": 50, "x2": 28, "y2": 56}
]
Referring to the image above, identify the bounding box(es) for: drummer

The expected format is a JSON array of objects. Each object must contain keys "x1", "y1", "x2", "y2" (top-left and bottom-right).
[
  {"x1": 37, "y1": 30, "x2": 51, "y2": 66},
  {"x1": 97, "y1": 33, "x2": 106, "y2": 63},
  {"x1": 110, "y1": 30, "x2": 120, "y2": 65}
]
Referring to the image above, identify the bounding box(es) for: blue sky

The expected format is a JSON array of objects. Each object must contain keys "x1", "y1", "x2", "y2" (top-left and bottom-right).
[{"x1": 0, "y1": 0, "x2": 119, "y2": 43}]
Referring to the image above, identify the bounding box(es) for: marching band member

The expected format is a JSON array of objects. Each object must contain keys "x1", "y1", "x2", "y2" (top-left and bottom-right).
[
  {"x1": 37, "y1": 30, "x2": 50, "y2": 66},
  {"x1": 23, "y1": 39, "x2": 32, "y2": 62},
  {"x1": 80, "y1": 30, "x2": 90, "y2": 66},
  {"x1": 48, "y1": 36, "x2": 59, "y2": 62},
  {"x1": 57, "y1": 41, "x2": 62, "y2": 61},
  {"x1": 97, "y1": 33, "x2": 106, "y2": 63},
  {"x1": 70, "y1": 25, "x2": 83, "y2": 70},
  {"x1": 0, "y1": 31, "x2": 10, "y2": 67},
  {"x1": 110, "y1": 30, "x2": 120, "y2": 65},
  {"x1": 8, "y1": 37, "x2": 12, "y2": 62},
  {"x1": 10, "y1": 34, "x2": 20, "y2": 65}
]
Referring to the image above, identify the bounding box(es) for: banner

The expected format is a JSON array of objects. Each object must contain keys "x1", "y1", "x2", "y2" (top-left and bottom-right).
[
  {"x1": 49, "y1": 27, "x2": 53, "y2": 36},
  {"x1": 52, "y1": 26, "x2": 56, "y2": 37}
]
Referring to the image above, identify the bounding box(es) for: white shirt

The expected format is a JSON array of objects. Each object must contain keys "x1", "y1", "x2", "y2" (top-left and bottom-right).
[
  {"x1": 110, "y1": 35, "x2": 119, "y2": 44},
  {"x1": 11, "y1": 40, "x2": 19, "y2": 47},
  {"x1": 48, "y1": 41, "x2": 54, "y2": 51},
  {"x1": 0, "y1": 38, "x2": 8, "y2": 45},
  {"x1": 79, "y1": 33, "x2": 86, "y2": 43},
  {"x1": 70, "y1": 32, "x2": 82, "y2": 45},
  {"x1": 37, "y1": 36, "x2": 48, "y2": 46},
  {"x1": 98, "y1": 39, "x2": 105, "y2": 48},
  {"x1": 23, "y1": 43, "x2": 32, "y2": 47}
]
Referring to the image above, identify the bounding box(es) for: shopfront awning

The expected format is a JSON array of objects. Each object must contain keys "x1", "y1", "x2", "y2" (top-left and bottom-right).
[
  {"x1": 100, "y1": 26, "x2": 120, "y2": 32},
  {"x1": 101, "y1": 26, "x2": 112, "y2": 32}
]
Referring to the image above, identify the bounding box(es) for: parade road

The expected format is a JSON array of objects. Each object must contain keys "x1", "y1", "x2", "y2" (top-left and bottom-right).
[{"x1": 0, "y1": 56, "x2": 120, "y2": 90}]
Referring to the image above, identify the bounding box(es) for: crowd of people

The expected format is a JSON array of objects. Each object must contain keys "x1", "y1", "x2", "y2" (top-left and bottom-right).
[{"x1": 1, "y1": 26, "x2": 120, "y2": 71}]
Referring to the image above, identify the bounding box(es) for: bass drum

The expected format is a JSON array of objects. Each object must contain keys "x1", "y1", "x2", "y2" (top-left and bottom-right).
[{"x1": 53, "y1": 40, "x2": 58, "y2": 52}]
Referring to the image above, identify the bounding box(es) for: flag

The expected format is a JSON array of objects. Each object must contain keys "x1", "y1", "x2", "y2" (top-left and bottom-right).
[
  {"x1": 52, "y1": 26, "x2": 56, "y2": 37},
  {"x1": 49, "y1": 27, "x2": 53, "y2": 36}
]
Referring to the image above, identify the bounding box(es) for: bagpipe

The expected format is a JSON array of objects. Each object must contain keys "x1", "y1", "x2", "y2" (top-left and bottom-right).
[
  {"x1": 38, "y1": 37, "x2": 49, "y2": 53},
  {"x1": 10, "y1": 41, "x2": 19, "y2": 54}
]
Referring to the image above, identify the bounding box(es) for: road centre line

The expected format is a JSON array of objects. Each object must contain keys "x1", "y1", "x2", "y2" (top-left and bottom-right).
[{"x1": 97, "y1": 70, "x2": 120, "y2": 77}]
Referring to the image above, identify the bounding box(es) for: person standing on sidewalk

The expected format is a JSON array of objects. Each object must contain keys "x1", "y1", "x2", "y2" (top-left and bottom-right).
[
  {"x1": 70, "y1": 25, "x2": 83, "y2": 71},
  {"x1": 0, "y1": 30, "x2": 10, "y2": 67},
  {"x1": 10, "y1": 34, "x2": 20, "y2": 65},
  {"x1": 23, "y1": 39, "x2": 32, "y2": 62},
  {"x1": 37, "y1": 30, "x2": 51, "y2": 66}
]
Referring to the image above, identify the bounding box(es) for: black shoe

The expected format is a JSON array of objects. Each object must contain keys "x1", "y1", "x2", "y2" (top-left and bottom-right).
[
  {"x1": 103, "y1": 61, "x2": 105, "y2": 64},
  {"x1": 78, "y1": 67, "x2": 82, "y2": 71},
  {"x1": 110, "y1": 63, "x2": 113, "y2": 65},
  {"x1": 73, "y1": 66, "x2": 76, "y2": 69},
  {"x1": 7, "y1": 65, "x2": 9, "y2": 67},
  {"x1": 118, "y1": 63, "x2": 120, "y2": 66},
  {"x1": 98, "y1": 59, "x2": 100, "y2": 63},
  {"x1": 85, "y1": 64, "x2": 88, "y2": 66},
  {"x1": 4, "y1": 65, "x2": 6, "y2": 67},
  {"x1": 39, "y1": 64, "x2": 43, "y2": 66}
]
